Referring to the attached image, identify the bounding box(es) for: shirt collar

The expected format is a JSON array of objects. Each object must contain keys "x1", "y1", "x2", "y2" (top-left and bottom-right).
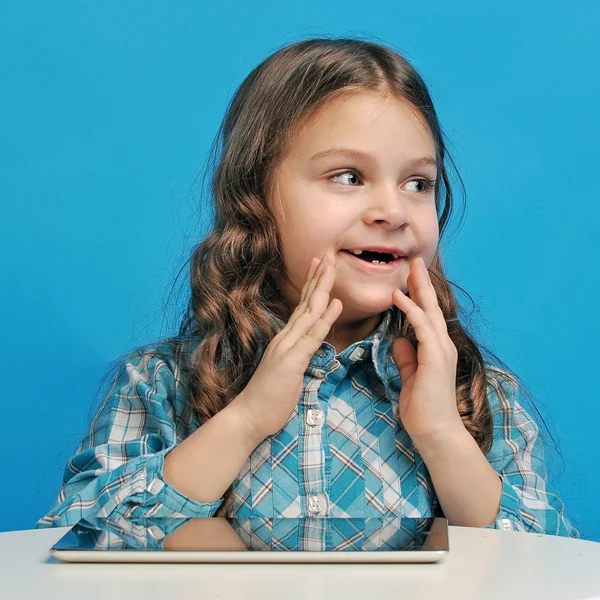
[
  {"x1": 265, "y1": 304, "x2": 401, "y2": 402},
  {"x1": 187, "y1": 305, "x2": 401, "y2": 402}
]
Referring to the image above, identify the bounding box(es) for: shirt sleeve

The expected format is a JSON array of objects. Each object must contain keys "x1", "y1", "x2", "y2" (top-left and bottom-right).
[
  {"x1": 61, "y1": 516, "x2": 193, "y2": 551},
  {"x1": 36, "y1": 345, "x2": 224, "y2": 528},
  {"x1": 482, "y1": 370, "x2": 579, "y2": 537}
]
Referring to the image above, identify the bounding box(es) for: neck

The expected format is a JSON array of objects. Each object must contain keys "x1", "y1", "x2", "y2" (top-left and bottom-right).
[{"x1": 323, "y1": 311, "x2": 384, "y2": 355}]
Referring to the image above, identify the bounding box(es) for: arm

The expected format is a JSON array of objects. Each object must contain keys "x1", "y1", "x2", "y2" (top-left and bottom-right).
[
  {"x1": 481, "y1": 372, "x2": 579, "y2": 536},
  {"x1": 37, "y1": 345, "x2": 260, "y2": 528},
  {"x1": 162, "y1": 394, "x2": 260, "y2": 504},
  {"x1": 414, "y1": 371, "x2": 579, "y2": 537},
  {"x1": 412, "y1": 424, "x2": 503, "y2": 528}
]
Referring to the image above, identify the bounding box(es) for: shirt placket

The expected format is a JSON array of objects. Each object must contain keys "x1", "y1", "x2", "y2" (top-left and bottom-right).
[
  {"x1": 301, "y1": 372, "x2": 329, "y2": 518},
  {"x1": 301, "y1": 346, "x2": 367, "y2": 520},
  {"x1": 305, "y1": 406, "x2": 327, "y2": 516}
]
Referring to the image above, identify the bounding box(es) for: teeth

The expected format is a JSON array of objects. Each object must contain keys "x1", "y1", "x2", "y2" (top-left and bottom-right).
[{"x1": 349, "y1": 249, "x2": 401, "y2": 260}]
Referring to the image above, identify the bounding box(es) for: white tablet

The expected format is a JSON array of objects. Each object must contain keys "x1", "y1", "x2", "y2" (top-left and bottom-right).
[{"x1": 50, "y1": 515, "x2": 449, "y2": 563}]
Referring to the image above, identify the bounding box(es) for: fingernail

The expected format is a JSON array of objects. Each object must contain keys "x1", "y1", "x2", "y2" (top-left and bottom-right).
[{"x1": 421, "y1": 257, "x2": 428, "y2": 271}]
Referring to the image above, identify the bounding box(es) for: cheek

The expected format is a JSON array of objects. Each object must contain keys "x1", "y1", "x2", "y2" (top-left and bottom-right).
[
  {"x1": 280, "y1": 233, "x2": 321, "y2": 273},
  {"x1": 417, "y1": 211, "x2": 440, "y2": 254},
  {"x1": 280, "y1": 209, "x2": 334, "y2": 253}
]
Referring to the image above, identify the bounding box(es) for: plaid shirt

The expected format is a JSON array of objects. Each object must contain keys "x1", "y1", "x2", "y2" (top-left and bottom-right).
[{"x1": 37, "y1": 307, "x2": 579, "y2": 537}]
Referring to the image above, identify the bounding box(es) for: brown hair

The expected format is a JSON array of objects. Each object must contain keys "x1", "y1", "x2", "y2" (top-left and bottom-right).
[{"x1": 155, "y1": 36, "x2": 559, "y2": 517}]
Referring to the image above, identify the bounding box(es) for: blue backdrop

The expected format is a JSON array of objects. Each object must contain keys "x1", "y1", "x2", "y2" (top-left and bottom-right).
[{"x1": 2, "y1": 1, "x2": 598, "y2": 540}]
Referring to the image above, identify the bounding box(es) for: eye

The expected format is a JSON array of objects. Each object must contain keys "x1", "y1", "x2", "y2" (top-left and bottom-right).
[
  {"x1": 405, "y1": 178, "x2": 437, "y2": 194},
  {"x1": 329, "y1": 169, "x2": 437, "y2": 194},
  {"x1": 330, "y1": 170, "x2": 362, "y2": 186}
]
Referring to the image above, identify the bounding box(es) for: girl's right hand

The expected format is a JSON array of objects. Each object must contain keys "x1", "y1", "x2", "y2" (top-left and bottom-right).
[{"x1": 230, "y1": 252, "x2": 343, "y2": 444}]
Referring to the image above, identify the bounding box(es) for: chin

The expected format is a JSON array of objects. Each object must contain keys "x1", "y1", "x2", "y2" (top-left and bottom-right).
[{"x1": 338, "y1": 295, "x2": 395, "y2": 317}]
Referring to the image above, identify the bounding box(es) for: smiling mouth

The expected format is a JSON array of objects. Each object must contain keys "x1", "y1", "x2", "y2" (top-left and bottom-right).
[
  {"x1": 339, "y1": 250, "x2": 405, "y2": 274},
  {"x1": 340, "y1": 249, "x2": 403, "y2": 265}
]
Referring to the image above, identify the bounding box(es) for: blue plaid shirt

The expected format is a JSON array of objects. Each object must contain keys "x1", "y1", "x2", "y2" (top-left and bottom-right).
[{"x1": 37, "y1": 307, "x2": 579, "y2": 537}]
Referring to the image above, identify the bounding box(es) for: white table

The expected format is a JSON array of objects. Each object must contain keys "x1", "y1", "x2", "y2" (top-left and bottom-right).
[{"x1": 2, "y1": 525, "x2": 600, "y2": 600}]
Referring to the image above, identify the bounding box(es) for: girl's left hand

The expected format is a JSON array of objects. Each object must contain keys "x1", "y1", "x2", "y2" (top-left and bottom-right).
[{"x1": 391, "y1": 256, "x2": 463, "y2": 445}]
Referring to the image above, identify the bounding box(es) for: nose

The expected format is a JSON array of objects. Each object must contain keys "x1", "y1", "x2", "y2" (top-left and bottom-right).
[{"x1": 362, "y1": 184, "x2": 412, "y2": 229}]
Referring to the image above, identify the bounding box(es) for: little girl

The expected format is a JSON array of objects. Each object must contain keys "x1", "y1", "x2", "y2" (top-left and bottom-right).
[{"x1": 37, "y1": 37, "x2": 579, "y2": 537}]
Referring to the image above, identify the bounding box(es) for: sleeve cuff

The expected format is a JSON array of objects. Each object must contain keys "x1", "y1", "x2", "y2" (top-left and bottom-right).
[
  {"x1": 141, "y1": 447, "x2": 225, "y2": 518},
  {"x1": 481, "y1": 474, "x2": 524, "y2": 531}
]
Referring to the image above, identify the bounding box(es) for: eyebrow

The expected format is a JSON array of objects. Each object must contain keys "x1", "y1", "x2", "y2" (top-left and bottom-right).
[{"x1": 309, "y1": 148, "x2": 438, "y2": 169}]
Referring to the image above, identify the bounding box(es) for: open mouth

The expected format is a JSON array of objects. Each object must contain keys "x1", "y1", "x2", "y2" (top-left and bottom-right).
[{"x1": 341, "y1": 249, "x2": 402, "y2": 265}]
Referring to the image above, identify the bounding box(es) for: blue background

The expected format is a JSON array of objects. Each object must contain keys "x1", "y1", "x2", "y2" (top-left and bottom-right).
[{"x1": 1, "y1": 1, "x2": 598, "y2": 540}]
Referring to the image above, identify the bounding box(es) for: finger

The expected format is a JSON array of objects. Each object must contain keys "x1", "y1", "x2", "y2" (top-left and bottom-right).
[
  {"x1": 292, "y1": 296, "x2": 343, "y2": 358},
  {"x1": 302, "y1": 253, "x2": 330, "y2": 304},
  {"x1": 279, "y1": 254, "x2": 328, "y2": 337},
  {"x1": 283, "y1": 255, "x2": 336, "y2": 348},
  {"x1": 392, "y1": 287, "x2": 441, "y2": 361},
  {"x1": 406, "y1": 257, "x2": 448, "y2": 340},
  {"x1": 300, "y1": 257, "x2": 320, "y2": 304}
]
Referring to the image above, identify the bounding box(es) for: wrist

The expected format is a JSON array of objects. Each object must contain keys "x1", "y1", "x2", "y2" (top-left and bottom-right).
[
  {"x1": 226, "y1": 394, "x2": 268, "y2": 448},
  {"x1": 410, "y1": 419, "x2": 468, "y2": 456}
]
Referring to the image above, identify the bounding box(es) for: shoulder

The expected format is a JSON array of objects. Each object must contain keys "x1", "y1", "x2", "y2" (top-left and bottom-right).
[
  {"x1": 483, "y1": 362, "x2": 531, "y2": 422},
  {"x1": 100, "y1": 335, "x2": 202, "y2": 415},
  {"x1": 483, "y1": 363, "x2": 542, "y2": 459},
  {"x1": 484, "y1": 363, "x2": 519, "y2": 405},
  {"x1": 118, "y1": 335, "x2": 200, "y2": 377}
]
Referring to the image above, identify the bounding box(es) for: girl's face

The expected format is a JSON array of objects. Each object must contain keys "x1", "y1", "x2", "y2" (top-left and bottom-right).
[{"x1": 269, "y1": 90, "x2": 440, "y2": 324}]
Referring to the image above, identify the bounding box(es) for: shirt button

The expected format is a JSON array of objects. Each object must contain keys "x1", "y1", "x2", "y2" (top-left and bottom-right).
[
  {"x1": 308, "y1": 493, "x2": 327, "y2": 515},
  {"x1": 306, "y1": 409, "x2": 324, "y2": 428},
  {"x1": 146, "y1": 478, "x2": 165, "y2": 495},
  {"x1": 147, "y1": 525, "x2": 165, "y2": 540},
  {"x1": 349, "y1": 346, "x2": 365, "y2": 361}
]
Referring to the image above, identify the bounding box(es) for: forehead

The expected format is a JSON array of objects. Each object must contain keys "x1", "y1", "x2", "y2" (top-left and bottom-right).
[{"x1": 289, "y1": 91, "x2": 436, "y2": 161}]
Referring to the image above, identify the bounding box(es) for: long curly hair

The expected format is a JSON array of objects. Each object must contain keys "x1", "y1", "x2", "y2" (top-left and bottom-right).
[{"x1": 111, "y1": 36, "x2": 561, "y2": 518}]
